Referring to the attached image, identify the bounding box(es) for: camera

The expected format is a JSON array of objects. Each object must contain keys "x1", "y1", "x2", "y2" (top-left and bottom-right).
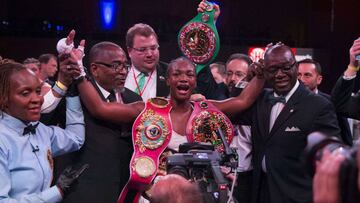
[
  {"x1": 303, "y1": 131, "x2": 360, "y2": 203},
  {"x1": 166, "y1": 128, "x2": 238, "y2": 203}
]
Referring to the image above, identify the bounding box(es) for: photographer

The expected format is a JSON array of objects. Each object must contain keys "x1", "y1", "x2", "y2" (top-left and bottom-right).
[
  {"x1": 313, "y1": 150, "x2": 346, "y2": 203},
  {"x1": 313, "y1": 148, "x2": 360, "y2": 203}
]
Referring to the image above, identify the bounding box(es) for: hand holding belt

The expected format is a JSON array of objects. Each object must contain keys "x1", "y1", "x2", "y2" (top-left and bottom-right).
[{"x1": 118, "y1": 97, "x2": 172, "y2": 203}]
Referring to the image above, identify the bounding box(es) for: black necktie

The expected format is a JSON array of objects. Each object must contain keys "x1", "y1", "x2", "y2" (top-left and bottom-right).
[
  {"x1": 23, "y1": 123, "x2": 39, "y2": 135},
  {"x1": 268, "y1": 94, "x2": 286, "y2": 105},
  {"x1": 107, "y1": 90, "x2": 116, "y2": 102}
]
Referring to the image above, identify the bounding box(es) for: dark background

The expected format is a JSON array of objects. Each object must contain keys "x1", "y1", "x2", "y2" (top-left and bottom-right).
[{"x1": 0, "y1": 0, "x2": 359, "y2": 93}]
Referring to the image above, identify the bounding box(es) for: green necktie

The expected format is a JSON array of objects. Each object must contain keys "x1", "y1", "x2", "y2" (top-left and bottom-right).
[{"x1": 136, "y1": 72, "x2": 146, "y2": 95}]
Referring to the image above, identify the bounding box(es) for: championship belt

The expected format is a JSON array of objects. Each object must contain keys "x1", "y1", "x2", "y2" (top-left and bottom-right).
[
  {"x1": 186, "y1": 101, "x2": 234, "y2": 152},
  {"x1": 178, "y1": 1, "x2": 220, "y2": 74},
  {"x1": 118, "y1": 98, "x2": 172, "y2": 203}
]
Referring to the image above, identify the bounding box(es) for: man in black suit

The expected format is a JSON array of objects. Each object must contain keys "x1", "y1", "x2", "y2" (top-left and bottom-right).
[
  {"x1": 297, "y1": 58, "x2": 353, "y2": 146},
  {"x1": 235, "y1": 43, "x2": 341, "y2": 203},
  {"x1": 331, "y1": 38, "x2": 360, "y2": 121},
  {"x1": 62, "y1": 42, "x2": 142, "y2": 203}
]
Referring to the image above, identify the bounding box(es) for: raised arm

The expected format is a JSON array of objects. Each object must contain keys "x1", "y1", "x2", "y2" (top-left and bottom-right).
[
  {"x1": 77, "y1": 77, "x2": 144, "y2": 123},
  {"x1": 212, "y1": 62, "x2": 265, "y2": 117}
]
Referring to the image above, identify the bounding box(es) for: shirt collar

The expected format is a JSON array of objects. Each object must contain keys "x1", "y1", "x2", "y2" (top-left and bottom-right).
[
  {"x1": 314, "y1": 88, "x2": 319, "y2": 94},
  {"x1": 274, "y1": 80, "x2": 300, "y2": 102},
  {"x1": 0, "y1": 112, "x2": 38, "y2": 136},
  {"x1": 95, "y1": 81, "x2": 111, "y2": 99},
  {"x1": 132, "y1": 65, "x2": 156, "y2": 77}
]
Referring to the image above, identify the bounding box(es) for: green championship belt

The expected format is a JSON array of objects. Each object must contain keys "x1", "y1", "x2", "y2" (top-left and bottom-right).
[{"x1": 178, "y1": 1, "x2": 220, "y2": 74}]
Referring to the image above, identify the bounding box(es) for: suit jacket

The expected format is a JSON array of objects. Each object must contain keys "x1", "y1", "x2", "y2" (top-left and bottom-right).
[
  {"x1": 237, "y1": 83, "x2": 340, "y2": 203},
  {"x1": 62, "y1": 84, "x2": 142, "y2": 203},
  {"x1": 318, "y1": 91, "x2": 353, "y2": 146},
  {"x1": 151, "y1": 61, "x2": 226, "y2": 100},
  {"x1": 331, "y1": 76, "x2": 360, "y2": 120}
]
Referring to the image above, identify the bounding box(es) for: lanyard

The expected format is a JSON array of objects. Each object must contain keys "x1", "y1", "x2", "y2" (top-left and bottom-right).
[{"x1": 132, "y1": 67, "x2": 154, "y2": 97}]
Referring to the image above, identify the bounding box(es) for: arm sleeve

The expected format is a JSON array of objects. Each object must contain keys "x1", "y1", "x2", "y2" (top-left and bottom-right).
[
  {"x1": 41, "y1": 90, "x2": 62, "y2": 114},
  {"x1": 0, "y1": 145, "x2": 62, "y2": 203},
  {"x1": 196, "y1": 67, "x2": 227, "y2": 100},
  {"x1": 50, "y1": 96, "x2": 85, "y2": 157},
  {"x1": 331, "y1": 76, "x2": 360, "y2": 119},
  {"x1": 312, "y1": 100, "x2": 341, "y2": 139}
]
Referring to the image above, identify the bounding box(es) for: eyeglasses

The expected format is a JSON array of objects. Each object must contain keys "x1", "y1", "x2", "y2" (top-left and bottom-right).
[
  {"x1": 94, "y1": 61, "x2": 130, "y2": 72},
  {"x1": 226, "y1": 71, "x2": 247, "y2": 78},
  {"x1": 266, "y1": 62, "x2": 296, "y2": 75},
  {"x1": 131, "y1": 45, "x2": 160, "y2": 54}
]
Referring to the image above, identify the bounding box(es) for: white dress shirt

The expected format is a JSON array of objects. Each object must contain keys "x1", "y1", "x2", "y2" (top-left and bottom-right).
[
  {"x1": 125, "y1": 66, "x2": 157, "y2": 102},
  {"x1": 262, "y1": 80, "x2": 300, "y2": 172}
]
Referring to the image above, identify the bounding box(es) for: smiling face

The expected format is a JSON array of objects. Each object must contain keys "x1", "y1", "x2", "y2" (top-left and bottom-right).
[
  {"x1": 264, "y1": 45, "x2": 298, "y2": 95},
  {"x1": 166, "y1": 58, "x2": 196, "y2": 102},
  {"x1": 90, "y1": 44, "x2": 128, "y2": 92},
  {"x1": 5, "y1": 69, "x2": 44, "y2": 122}
]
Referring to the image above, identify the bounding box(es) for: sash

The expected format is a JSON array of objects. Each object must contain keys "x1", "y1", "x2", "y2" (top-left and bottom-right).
[
  {"x1": 118, "y1": 97, "x2": 172, "y2": 203},
  {"x1": 178, "y1": 1, "x2": 220, "y2": 74},
  {"x1": 186, "y1": 101, "x2": 234, "y2": 152}
]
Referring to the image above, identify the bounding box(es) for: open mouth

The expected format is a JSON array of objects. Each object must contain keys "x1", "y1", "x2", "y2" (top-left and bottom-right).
[{"x1": 176, "y1": 84, "x2": 190, "y2": 94}]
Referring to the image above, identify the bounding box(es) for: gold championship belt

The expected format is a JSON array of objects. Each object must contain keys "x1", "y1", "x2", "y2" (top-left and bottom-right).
[
  {"x1": 186, "y1": 101, "x2": 234, "y2": 152},
  {"x1": 118, "y1": 98, "x2": 172, "y2": 203}
]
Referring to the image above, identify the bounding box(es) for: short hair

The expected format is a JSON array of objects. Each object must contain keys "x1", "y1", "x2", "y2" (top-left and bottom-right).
[
  {"x1": 149, "y1": 174, "x2": 203, "y2": 203},
  {"x1": 23, "y1": 58, "x2": 40, "y2": 66},
  {"x1": 0, "y1": 62, "x2": 26, "y2": 112},
  {"x1": 210, "y1": 62, "x2": 226, "y2": 77},
  {"x1": 297, "y1": 58, "x2": 322, "y2": 75},
  {"x1": 38, "y1": 54, "x2": 56, "y2": 64},
  {"x1": 166, "y1": 57, "x2": 195, "y2": 78},
  {"x1": 89, "y1": 41, "x2": 125, "y2": 63},
  {"x1": 126, "y1": 23, "x2": 158, "y2": 48},
  {"x1": 226, "y1": 53, "x2": 253, "y2": 67}
]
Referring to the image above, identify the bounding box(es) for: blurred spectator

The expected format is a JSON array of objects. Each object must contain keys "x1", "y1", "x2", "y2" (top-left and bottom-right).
[
  {"x1": 23, "y1": 57, "x2": 41, "y2": 77},
  {"x1": 298, "y1": 58, "x2": 353, "y2": 146},
  {"x1": 210, "y1": 62, "x2": 226, "y2": 84}
]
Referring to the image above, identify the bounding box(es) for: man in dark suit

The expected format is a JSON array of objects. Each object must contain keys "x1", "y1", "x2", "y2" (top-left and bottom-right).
[
  {"x1": 235, "y1": 44, "x2": 341, "y2": 203},
  {"x1": 62, "y1": 42, "x2": 142, "y2": 203},
  {"x1": 297, "y1": 58, "x2": 353, "y2": 146},
  {"x1": 331, "y1": 38, "x2": 360, "y2": 121}
]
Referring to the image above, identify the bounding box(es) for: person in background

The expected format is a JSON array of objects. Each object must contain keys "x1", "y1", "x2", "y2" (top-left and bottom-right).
[
  {"x1": 210, "y1": 62, "x2": 226, "y2": 84},
  {"x1": 298, "y1": 58, "x2": 353, "y2": 146},
  {"x1": 125, "y1": 1, "x2": 222, "y2": 101},
  {"x1": 23, "y1": 57, "x2": 41, "y2": 77}
]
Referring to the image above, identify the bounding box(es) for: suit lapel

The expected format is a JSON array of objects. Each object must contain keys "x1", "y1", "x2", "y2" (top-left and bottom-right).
[
  {"x1": 258, "y1": 90, "x2": 273, "y2": 138},
  {"x1": 156, "y1": 62, "x2": 170, "y2": 97},
  {"x1": 267, "y1": 84, "x2": 306, "y2": 141}
]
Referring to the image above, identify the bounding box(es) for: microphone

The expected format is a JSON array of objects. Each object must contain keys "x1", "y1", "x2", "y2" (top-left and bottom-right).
[
  {"x1": 215, "y1": 128, "x2": 233, "y2": 156},
  {"x1": 32, "y1": 145, "x2": 39, "y2": 153},
  {"x1": 216, "y1": 128, "x2": 238, "y2": 168}
]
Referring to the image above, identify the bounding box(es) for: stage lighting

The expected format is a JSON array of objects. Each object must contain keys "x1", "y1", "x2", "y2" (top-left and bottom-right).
[{"x1": 100, "y1": 0, "x2": 116, "y2": 30}]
